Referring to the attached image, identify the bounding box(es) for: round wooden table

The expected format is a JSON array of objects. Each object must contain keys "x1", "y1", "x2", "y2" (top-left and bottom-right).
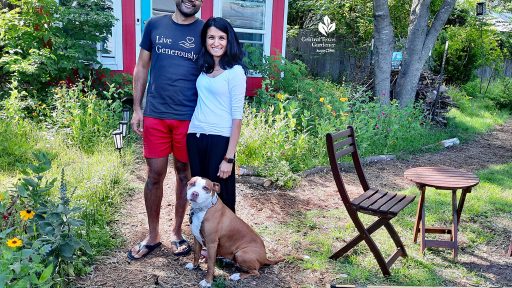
[{"x1": 404, "y1": 166, "x2": 479, "y2": 260}]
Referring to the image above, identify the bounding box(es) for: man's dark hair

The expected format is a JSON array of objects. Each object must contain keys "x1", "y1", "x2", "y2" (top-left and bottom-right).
[{"x1": 197, "y1": 17, "x2": 247, "y2": 75}]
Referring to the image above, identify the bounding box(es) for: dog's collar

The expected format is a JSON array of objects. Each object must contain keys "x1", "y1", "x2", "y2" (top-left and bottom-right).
[{"x1": 189, "y1": 194, "x2": 218, "y2": 224}]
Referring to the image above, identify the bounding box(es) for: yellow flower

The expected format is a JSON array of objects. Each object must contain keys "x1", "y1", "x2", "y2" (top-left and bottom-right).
[
  {"x1": 339, "y1": 97, "x2": 348, "y2": 102},
  {"x1": 6, "y1": 237, "x2": 23, "y2": 248},
  {"x1": 0, "y1": 193, "x2": 4, "y2": 202},
  {"x1": 20, "y1": 209, "x2": 35, "y2": 221},
  {"x1": 276, "y1": 93, "x2": 285, "y2": 101},
  {"x1": 326, "y1": 105, "x2": 332, "y2": 110},
  {"x1": 319, "y1": 97, "x2": 325, "y2": 103}
]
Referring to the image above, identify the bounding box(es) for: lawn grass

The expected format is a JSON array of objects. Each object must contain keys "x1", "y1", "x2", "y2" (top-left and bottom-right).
[
  {"x1": 257, "y1": 163, "x2": 512, "y2": 286},
  {"x1": 445, "y1": 87, "x2": 509, "y2": 142}
]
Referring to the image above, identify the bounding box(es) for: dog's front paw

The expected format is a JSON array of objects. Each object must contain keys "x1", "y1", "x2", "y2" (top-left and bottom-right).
[
  {"x1": 199, "y1": 279, "x2": 211, "y2": 287},
  {"x1": 229, "y1": 273, "x2": 241, "y2": 281},
  {"x1": 185, "y1": 262, "x2": 197, "y2": 270}
]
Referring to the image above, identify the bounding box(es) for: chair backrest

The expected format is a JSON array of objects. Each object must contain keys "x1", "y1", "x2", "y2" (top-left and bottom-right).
[{"x1": 326, "y1": 126, "x2": 370, "y2": 205}]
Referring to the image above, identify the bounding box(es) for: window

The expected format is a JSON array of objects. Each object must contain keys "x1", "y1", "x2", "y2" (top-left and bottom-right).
[
  {"x1": 98, "y1": 0, "x2": 123, "y2": 70},
  {"x1": 214, "y1": 0, "x2": 272, "y2": 74},
  {"x1": 151, "y1": 0, "x2": 176, "y2": 16}
]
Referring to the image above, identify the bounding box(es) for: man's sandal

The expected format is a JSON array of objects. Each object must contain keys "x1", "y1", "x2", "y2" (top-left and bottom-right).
[
  {"x1": 127, "y1": 242, "x2": 162, "y2": 260},
  {"x1": 171, "y1": 239, "x2": 192, "y2": 256}
]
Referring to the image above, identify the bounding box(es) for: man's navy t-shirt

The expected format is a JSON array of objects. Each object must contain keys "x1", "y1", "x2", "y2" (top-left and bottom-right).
[{"x1": 140, "y1": 15, "x2": 203, "y2": 120}]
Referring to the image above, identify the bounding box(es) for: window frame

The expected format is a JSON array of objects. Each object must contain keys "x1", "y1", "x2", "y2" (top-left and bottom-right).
[
  {"x1": 213, "y1": 0, "x2": 273, "y2": 67},
  {"x1": 97, "y1": 0, "x2": 123, "y2": 71}
]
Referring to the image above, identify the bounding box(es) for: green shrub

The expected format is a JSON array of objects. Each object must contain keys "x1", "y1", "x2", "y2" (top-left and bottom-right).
[
  {"x1": 462, "y1": 78, "x2": 512, "y2": 111},
  {"x1": 253, "y1": 55, "x2": 351, "y2": 136},
  {"x1": 483, "y1": 78, "x2": 512, "y2": 110},
  {"x1": 239, "y1": 105, "x2": 312, "y2": 188},
  {"x1": 432, "y1": 21, "x2": 502, "y2": 84},
  {"x1": 0, "y1": 117, "x2": 38, "y2": 172},
  {"x1": 349, "y1": 94, "x2": 447, "y2": 156},
  {"x1": 241, "y1": 57, "x2": 453, "y2": 187},
  {"x1": 51, "y1": 80, "x2": 123, "y2": 153},
  {"x1": 0, "y1": 0, "x2": 116, "y2": 107},
  {"x1": 0, "y1": 85, "x2": 41, "y2": 171}
]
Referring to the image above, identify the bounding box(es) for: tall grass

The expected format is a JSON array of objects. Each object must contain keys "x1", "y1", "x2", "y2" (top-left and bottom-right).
[{"x1": 446, "y1": 84, "x2": 509, "y2": 141}]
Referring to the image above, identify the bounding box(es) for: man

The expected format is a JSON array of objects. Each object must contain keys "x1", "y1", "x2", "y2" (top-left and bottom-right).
[{"x1": 128, "y1": 0, "x2": 203, "y2": 260}]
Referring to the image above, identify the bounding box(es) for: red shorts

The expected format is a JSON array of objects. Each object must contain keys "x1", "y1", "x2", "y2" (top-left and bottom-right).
[{"x1": 143, "y1": 116, "x2": 190, "y2": 162}]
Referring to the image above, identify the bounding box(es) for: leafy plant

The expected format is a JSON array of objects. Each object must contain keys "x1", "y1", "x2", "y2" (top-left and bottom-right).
[
  {"x1": 50, "y1": 80, "x2": 123, "y2": 152},
  {"x1": 0, "y1": 152, "x2": 91, "y2": 287},
  {"x1": 0, "y1": 0, "x2": 116, "y2": 108}
]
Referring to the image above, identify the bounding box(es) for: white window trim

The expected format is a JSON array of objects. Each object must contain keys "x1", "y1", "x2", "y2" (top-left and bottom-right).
[
  {"x1": 98, "y1": 0, "x2": 123, "y2": 71},
  {"x1": 213, "y1": 0, "x2": 273, "y2": 57}
]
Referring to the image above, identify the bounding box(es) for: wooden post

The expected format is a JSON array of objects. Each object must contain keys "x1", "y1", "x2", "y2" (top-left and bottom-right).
[
  {"x1": 430, "y1": 41, "x2": 449, "y2": 122},
  {"x1": 508, "y1": 236, "x2": 512, "y2": 257}
]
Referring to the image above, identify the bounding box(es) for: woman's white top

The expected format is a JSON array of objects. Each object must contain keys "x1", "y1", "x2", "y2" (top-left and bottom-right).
[{"x1": 188, "y1": 65, "x2": 246, "y2": 137}]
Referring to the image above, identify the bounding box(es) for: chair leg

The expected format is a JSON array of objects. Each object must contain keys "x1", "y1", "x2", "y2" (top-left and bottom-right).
[
  {"x1": 362, "y1": 229, "x2": 391, "y2": 276},
  {"x1": 330, "y1": 217, "x2": 391, "y2": 276},
  {"x1": 330, "y1": 217, "x2": 387, "y2": 260},
  {"x1": 384, "y1": 221, "x2": 407, "y2": 257}
]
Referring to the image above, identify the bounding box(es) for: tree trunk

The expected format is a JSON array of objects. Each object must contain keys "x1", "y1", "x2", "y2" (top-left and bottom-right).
[
  {"x1": 395, "y1": 0, "x2": 457, "y2": 107},
  {"x1": 373, "y1": 0, "x2": 394, "y2": 105}
]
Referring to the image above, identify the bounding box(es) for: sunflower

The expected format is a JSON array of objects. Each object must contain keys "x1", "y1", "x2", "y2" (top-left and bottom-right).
[
  {"x1": 20, "y1": 209, "x2": 35, "y2": 221},
  {"x1": 6, "y1": 237, "x2": 23, "y2": 248}
]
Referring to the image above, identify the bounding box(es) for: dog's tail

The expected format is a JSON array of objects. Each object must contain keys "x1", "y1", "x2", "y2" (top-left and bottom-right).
[{"x1": 264, "y1": 257, "x2": 286, "y2": 265}]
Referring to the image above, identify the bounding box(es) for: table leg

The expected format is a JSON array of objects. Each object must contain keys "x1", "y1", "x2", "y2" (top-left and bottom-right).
[
  {"x1": 457, "y1": 188, "x2": 471, "y2": 225},
  {"x1": 413, "y1": 185, "x2": 426, "y2": 244},
  {"x1": 420, "y1": 188, "x2": 426, "y2": 254},
  {"x1": 452, "y1": 189, "x2": 458, "y2": 260}
]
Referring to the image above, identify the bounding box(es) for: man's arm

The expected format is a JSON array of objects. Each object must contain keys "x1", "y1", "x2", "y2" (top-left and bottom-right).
[{"x1": 131, "y1": 49, "x2": 151, "y2": 136}]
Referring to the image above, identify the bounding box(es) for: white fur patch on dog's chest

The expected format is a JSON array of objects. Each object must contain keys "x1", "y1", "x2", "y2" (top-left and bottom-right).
[{"x1": 190, "y1": 209, "x2": 207, "y2": 245}]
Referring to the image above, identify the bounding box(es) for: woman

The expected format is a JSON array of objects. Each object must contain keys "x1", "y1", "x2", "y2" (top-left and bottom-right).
[{"x1": 187, "y1": 17, "x2": 247, "y2": 213}]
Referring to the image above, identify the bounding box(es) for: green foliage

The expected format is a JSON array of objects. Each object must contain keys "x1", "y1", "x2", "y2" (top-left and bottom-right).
[
  {"x1": 0, "y1": 0, "x2": 116, "y2": 103},
  {"x1": 0, "y1": 153, "x2": 91, "y2": 287},
  {"x1": 239, "y1": 106, "x2": 309, "y2": 189},
  {"x1": 0, "y1": 116, "x2": 37, "y2": 172},
  {"x1": 240, "y1": 57, "x2": 449, "y2": 187},
  {"x1": 50, "y1": 80, "x2": 123, "y2": 153},
  {"x1": 445, "y1": 84, "x2": 509, "y2": 139},
  {"x1": 287, "y1": 0, "x2": 373, "y2": 55},
  {"x1": 462, "y1": 78, "x2": 512, "y2": 110},
  {"x1": 348, "y1": 95, "x2": 446, "y2": 156},
  {"x1": 432, "y1": 16, "x2": 503, "y2": 84}
]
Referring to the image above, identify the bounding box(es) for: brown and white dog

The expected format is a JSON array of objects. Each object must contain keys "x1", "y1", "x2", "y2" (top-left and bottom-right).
[{"x1": 185, "y1": 176, "x2": 283, "y2": 287}]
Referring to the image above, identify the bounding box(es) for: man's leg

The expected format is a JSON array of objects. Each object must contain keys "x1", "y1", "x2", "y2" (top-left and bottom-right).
[
  {"x1": 130, "y1": 157, "x2": 168, "y2": 258},
  {"x1": 171, "y1": 157, "x2": 190, "y2": 243}
]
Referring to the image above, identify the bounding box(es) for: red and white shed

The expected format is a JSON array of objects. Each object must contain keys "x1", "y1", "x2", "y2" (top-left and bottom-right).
[{"x1": 100, "y1": 0, "x2": 289, "y2": 95}]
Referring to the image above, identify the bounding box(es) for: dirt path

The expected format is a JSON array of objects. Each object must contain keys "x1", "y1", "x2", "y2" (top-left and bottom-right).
[{"x1": 77, "y1": 121, "x2": 512, "y2": 287}]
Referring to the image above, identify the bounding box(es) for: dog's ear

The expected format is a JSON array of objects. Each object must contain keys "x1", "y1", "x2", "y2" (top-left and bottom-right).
[
  {"x1": 212, "y1": 182, "x2": 220, "y2": 193},
  {"x1": 187, "y1": 177, "x2": 198, "y2": 186}
]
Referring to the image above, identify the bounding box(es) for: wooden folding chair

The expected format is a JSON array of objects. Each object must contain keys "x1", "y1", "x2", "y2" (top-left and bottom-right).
[{"x1": 326, "y1": 126, "x2": 416, "y2": 276}]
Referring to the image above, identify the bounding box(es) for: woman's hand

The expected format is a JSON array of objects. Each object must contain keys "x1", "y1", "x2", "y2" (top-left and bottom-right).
[{"x1": 218, "y1": 160, "x2": 233, "y2": 179}]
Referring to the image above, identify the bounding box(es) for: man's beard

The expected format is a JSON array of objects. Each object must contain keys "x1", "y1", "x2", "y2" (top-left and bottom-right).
[{"x1": 176, "y1": 0, "x2": 200, "y2": 18}]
